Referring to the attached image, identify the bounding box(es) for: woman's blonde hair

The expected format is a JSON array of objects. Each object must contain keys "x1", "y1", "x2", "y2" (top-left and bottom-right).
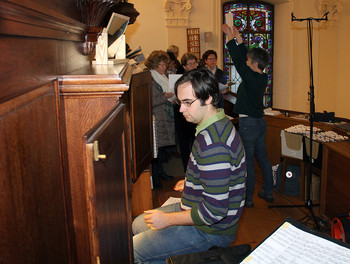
[{"x1": 167, "y1": 45, "x2": 179, "y2": 54}]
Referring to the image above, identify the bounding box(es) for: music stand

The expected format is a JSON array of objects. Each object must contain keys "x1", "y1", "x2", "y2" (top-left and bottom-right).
[{"x1": 268, "y1": 12, "x2": 329, "y2": 231}]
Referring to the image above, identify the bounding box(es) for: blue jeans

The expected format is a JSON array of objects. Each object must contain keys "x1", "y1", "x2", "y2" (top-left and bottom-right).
[
  {"x1": 238, "y1": 117, "x2": 273, "y2": 202},
  {"x1": 132, "y1": 203, "x2": 236, "y2": 264}
]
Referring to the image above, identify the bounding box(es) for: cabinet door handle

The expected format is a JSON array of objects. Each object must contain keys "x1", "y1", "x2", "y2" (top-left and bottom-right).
[{"x1": 93, "y1": 141, "x2": 106, "y2": 161}]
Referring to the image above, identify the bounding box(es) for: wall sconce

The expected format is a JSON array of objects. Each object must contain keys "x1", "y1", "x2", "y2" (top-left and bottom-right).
[{"x1": 204, "y1": 32, "x2": 213, "y2": 43}]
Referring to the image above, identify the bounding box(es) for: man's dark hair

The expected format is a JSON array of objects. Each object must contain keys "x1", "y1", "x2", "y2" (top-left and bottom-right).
[
  {"x1": 174, "y1": 68, "x2": 220, "y2": 107},
  {"x1": 247, "y1": 47, "x2": 269, "y2": 70},
  {"x1": 202, "y1": 49, "x2": 217, "y2": 61}
]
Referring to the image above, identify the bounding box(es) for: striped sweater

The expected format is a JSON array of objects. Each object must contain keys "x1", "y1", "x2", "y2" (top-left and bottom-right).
[{"x1": 181, "y1": 110, "x2": 246, "y2": 235}]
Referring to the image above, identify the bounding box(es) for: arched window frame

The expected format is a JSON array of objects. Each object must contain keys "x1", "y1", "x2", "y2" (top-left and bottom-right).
[{"x1": 223, "y1": 1, "x2": 274, "y2": 107}]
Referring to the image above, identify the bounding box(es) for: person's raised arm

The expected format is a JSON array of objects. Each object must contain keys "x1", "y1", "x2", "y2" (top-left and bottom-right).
[{"x1": 222, "y1": 24, "x2": 243, "y2": 45}]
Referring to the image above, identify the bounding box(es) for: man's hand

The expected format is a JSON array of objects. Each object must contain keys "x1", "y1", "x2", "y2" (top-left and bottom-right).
[
  {"x1": 144, "y1": 209, "x2": 170, "y2": 230},
  {"x1": 174, "y1": 179, "x2": 185, "y2": 192},
  {"x1": 222, "y1": 24, "x2": 243, "y2": 44},
  {"x1": 144, "y1": 209, "x2": 194, "y2": 230},
  {"x1": 222, "y1": 24, "x2": 234, "y2": 40}
]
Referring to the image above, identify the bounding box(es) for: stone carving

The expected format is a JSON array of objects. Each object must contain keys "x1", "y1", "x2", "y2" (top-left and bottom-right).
[
  {"x1": 317, "y1": 0, "x2": 343, "y2": 21},
  {"x1": 164, "y1": 0, "x2": 192, "y2": 27}
]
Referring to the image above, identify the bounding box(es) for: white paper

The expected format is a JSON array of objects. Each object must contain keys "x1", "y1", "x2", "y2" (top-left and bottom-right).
[
  {"x1": 161, "y1": 197, "x2": 181, "y2": 207},
  {"x1": 168, "y1": 74, "x2": 182, "y2": 93},
  {"x1": 225, "y1": 12, "x2": 234, "y2": 29},
  {"x1": 240, "y1": 222, "x2": 350, "y2": 264},
  {"x1": 218, "y1": 83, "x2": 229, "y2": 92}
]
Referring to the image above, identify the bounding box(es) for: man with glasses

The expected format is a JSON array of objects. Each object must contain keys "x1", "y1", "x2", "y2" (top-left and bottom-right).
[{"x1": 132, "y1": 68, "x2": 247, "y2": 263}]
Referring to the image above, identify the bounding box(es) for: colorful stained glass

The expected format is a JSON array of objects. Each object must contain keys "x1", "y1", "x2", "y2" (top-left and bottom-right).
[{"x1": 223, "y1": 1, "x2": 274, "y2": 108}]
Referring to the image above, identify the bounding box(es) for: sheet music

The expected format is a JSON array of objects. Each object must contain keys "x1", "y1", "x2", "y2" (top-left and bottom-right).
[
  {"x1": 241, "y1": 222, "x2": 350, "y2": 264},
  {"x1": 225, "y1": 12, "x2": 234, "y2": 29}
]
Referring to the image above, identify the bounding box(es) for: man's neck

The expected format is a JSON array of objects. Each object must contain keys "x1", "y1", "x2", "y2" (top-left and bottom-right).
[
  {"x1": 199, "y1": 106, "x2": 219, "y2": 125},
  {"x1": 251, "y1": 64, "x2": 263, "y2": 74}
]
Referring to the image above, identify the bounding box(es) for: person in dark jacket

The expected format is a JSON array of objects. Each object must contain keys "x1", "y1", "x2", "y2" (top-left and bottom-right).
[{"x1": 222, "y1": 23, "x2": 273, "y2": 208}]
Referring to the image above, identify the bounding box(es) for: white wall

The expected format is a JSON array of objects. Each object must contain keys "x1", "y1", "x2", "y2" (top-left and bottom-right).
[
  {"x1": 126, "y1": 0, "x2": 350, "y2": 119},
  {"x1": 125, "y1": 0, "x2": 223, "y2": 64},
  {"x1": 273, "y1": 0, "x2": 350, "y2": 118},
  {"x1": 125, "y1": 0, "x2": 167, "y2": 58}
]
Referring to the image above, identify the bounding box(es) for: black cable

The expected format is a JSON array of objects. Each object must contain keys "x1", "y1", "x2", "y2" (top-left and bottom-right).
[{"x1": 268, "y1": 12, "x2": 329, "y2": 232}]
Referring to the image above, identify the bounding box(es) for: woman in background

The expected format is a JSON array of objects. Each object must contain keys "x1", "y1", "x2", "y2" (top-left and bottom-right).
[
  {"x1": 167, "y1": 45, "x2": 182, "y2": 74},
  {"x1": 174, "y1": 52, "x2": 198, "y2": 172},
  {"x1": 201, "y1": 49, "x2": 228, "y2": 108},
  {"x1": 145, "y1": 50, "x2": 176, "y2": 189},
  {"x1": 166, "y1": 51, "x2": 178, "y2": 76}
]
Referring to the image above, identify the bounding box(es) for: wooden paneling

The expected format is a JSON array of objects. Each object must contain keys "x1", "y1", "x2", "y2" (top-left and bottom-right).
[
  {"x1": 1, "y1": 2, "x2": 153, "y2": 263},
  {"x1": 86, "y1": 104, "x2": 133, "y2": 264},
  {"x1": 0, "y1": 0, "x2": 87, "y2": 103},
  {"x1": 58, "y1": 64, "x2": 134, "y2": 263},
  {"x1": 123, "y1": 71, "x2": 153, "y2": 182},
  {"x1": 1, "y1": 1, "x2": 88, "y2": 262},
  {"x1": 320, "y1": 141, "x2": 350, "y2": 219},
  {"x1": 59, "y1": 84, "x2": 126, "y2": 264},
  {"x1": 0, "y1": 83, "x2": 70, "y2": 263},
  {"x1": 132, "y1": 170, "x2": 153, "y2": 217}
]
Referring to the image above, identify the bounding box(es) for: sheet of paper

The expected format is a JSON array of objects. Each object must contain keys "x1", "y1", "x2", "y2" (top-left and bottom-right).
[
  {"x1": 240, "y1": 222, "x2": 350, "y2": 264},
  {"x1": 168, "y1": 74, "x2": 182, "y2": 93},
  {"x1": 161, "y1": 197, "x2": 181, "y2": 207},
  {"x1": 225, "y1": 12, "x2": 234, "y2": 28}
]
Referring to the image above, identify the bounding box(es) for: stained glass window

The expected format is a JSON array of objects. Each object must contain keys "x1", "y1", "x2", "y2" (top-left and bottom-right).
[{"x1": 223, "y1": 1, "x2": 274, "y2": 107}]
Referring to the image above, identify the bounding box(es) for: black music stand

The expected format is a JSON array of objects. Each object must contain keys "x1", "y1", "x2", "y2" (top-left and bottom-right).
[{"x1": 268, "y1": 12, "x2": 329, "y2": 232}]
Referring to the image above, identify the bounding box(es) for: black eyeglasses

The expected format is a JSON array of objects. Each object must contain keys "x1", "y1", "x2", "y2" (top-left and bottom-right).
[{"x1": 175, "y1": 98, "x2": 198, "y2": 107}]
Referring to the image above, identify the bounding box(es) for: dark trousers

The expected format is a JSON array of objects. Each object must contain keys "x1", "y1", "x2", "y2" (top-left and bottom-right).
[{"x1": 176, "y1": 130, "x2": 195, "y2": 172}]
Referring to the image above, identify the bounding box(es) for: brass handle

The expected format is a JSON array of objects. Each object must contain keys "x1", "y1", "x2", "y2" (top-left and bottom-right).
[
  {"x1": 98, "y1": 154, "x2": 106, "y2": 159},
  {"x1": 93, "y1": 141, "x2": 106, "y2": 161}
]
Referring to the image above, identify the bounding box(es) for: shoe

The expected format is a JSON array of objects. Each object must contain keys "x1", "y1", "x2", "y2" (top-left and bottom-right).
[
  {"x1": 245, "y1": 201, "x2": 254, "y2": 208},
  {"x1": 258, "y1": 190, "x2": 274, "y2": 202}
]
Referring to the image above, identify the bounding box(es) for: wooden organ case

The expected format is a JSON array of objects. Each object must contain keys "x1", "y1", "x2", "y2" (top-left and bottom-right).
[{"x1": 1, "y1": 1, "x2": 153, "y2": 263}]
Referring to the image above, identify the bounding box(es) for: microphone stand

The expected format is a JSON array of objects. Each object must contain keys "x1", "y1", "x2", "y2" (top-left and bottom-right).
[{"x1": 268, "y1": 12, "x2": 329, "y2": 231}]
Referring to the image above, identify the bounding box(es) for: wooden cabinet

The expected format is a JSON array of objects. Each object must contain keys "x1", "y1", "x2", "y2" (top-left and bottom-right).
[
  {"x1": 58, "y1": 64, "x2": 133, "y2": 263},
  {"x1": 264, "y1": 114, "x2": 349, "y2": 166},
  {"x1": 85, "y1": 104, "x2": 133, "y2": 264},
  {"x1": 320, "y1": 141, "x2": 350, "y2": 219},
  {"x1": 1, "y1": 2, "x2": 153, "y2": 263},
  {"x1": 1, "y1": 84, "x2": 71, "y2": 264},
  {"x1": 122, "y1": 71, "x2": 154, "y2": 216},
  {"x1": 264, "y1": 113, "x2": 350, "y2": 219},
  {"x1": 123, "y1": 71, "x2": 153, "y2": 182},
  {"x1": 1, "y1": 1, "x2": 86, "y2": 263}
]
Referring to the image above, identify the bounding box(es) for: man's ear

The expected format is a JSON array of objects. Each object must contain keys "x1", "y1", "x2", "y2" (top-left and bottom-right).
[{"x1": 205, "y1": 95, "x2": 213, "y2": 105}]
